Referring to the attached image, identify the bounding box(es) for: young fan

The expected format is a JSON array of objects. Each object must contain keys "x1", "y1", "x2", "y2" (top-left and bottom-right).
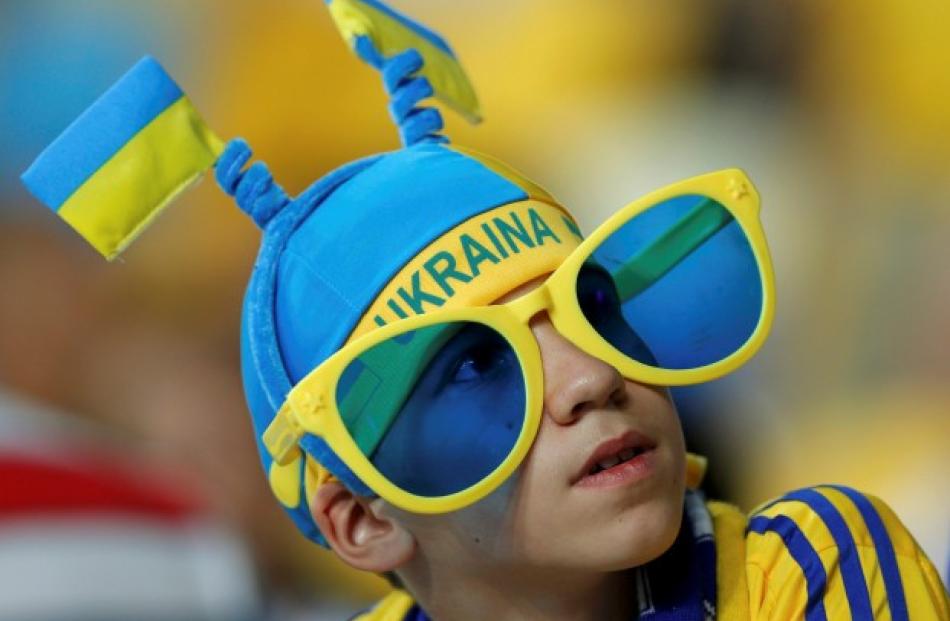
[{"x1": 21, "y1": 1, "x2": 949, "y2": 619}]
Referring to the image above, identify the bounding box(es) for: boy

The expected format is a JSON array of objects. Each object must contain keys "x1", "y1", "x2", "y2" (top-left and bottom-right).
[{"x1": 21, "y1": 1, "x2": 949, "y2": 619}]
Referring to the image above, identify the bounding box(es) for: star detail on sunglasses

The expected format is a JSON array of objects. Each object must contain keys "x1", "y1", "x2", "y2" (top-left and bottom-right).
[
  {"x1": 728, "y1": 178, "x2": 749, "y2": 200},
  {"x1": 290, "y1": 389, "x2": 327, "y2": 416}
]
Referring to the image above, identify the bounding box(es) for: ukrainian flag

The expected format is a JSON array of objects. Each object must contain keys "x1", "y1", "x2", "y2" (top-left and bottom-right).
[
  {"x1": 21, "y1": 57, "x2": 224, "y2": 260},
  {"x1": 327, "y1": 0, "x2": 482, "y2": 123}
]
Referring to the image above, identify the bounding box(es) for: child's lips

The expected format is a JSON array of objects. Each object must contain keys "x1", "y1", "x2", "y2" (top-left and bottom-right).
[
  {"x1": 571, "y1": 430, "x2": 658, "y2": 487},
  {"x1": 574, "y1": 448, "x2": 657, "y2": 489}
]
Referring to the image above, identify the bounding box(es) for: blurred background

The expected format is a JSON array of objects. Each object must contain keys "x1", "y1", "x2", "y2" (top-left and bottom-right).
[{"x1": 1, "y1": 0, "x2": 948, "y2": 618}]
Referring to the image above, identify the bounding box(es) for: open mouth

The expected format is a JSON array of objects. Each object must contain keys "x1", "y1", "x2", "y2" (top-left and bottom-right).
[
  {"x1": 586, "y1": 445, "x2": 650, "y2": 475},
  {"x1": 574, "y1": 430, "x2": 657, "y2": 486}
]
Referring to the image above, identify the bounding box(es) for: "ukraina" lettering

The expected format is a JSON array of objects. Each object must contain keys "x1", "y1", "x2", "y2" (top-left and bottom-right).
[{"x1": 372, "y1": 208, "x2": 581, "y2": 327}]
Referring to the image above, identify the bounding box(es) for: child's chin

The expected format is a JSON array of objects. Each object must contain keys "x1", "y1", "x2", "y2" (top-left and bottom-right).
[{"x1": 587, "y1": 497, "x2": 685, "y2": 572}]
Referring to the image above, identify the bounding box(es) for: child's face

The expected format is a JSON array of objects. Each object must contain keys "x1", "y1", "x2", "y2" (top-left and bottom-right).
[{"x1": 377, "y1": 278, "x2": 688, "y2": 576}]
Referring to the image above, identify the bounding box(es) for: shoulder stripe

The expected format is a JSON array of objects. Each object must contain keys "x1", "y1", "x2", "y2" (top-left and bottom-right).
[
  {"x1": 748, "y1": 514, "x2": 829, "y2": 621},
  {"x1": 762, "y1": 488, "x2": 874, "y2": 619},
  {"x1": 822, "y1": 485, "x2": 909, "y2": 621}
]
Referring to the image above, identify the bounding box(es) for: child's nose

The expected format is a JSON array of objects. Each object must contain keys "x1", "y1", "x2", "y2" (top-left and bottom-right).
[{"x1": 533, "y1": 317, "x2": 626, "y2": 426}]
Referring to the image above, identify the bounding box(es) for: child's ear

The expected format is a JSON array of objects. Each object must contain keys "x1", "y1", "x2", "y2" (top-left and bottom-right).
[{"x1": 311, "y1": 480, "x2": 415, "y2": 572}]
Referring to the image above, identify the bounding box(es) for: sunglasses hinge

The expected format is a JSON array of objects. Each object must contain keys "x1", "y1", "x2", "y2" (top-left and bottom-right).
[
  {"x1": 264, "y1": 387, "x2": 327, "y2": 466},
  {"x1": 262, "y1": 406, "x2": 303, "y2": 466}
]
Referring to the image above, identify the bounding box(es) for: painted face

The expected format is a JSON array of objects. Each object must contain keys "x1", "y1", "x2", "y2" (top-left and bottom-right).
[{"x1": 375, "y1": 275, "x2": 687, "y2": 575}]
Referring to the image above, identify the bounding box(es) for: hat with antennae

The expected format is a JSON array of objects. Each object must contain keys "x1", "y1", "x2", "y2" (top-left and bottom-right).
[{"x1": 21, "y1": 0, "x2": 584, "y2": 546}]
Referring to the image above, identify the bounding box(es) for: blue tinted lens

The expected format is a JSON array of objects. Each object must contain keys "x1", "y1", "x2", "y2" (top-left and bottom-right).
[
  {"x1": 335, "y1": 321, "x2": 525, "y2": 497},
  {"x1": 580, "y1": 195, "x2": 762, "y2": 370},
  {"x1": 577, "y1": 264, "x2": 658, "y2": 366}
]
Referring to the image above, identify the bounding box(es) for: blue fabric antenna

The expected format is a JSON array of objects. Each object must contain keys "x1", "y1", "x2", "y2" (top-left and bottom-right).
[
  {"x1": 216, "y1": 139, "x2": 290, "y2": 229},
  {"x1": 355, "y1": 37, "x2": 446, "y2": 146}
]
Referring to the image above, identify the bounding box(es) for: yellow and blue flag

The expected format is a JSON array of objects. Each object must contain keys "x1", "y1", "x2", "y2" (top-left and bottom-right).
[
  {"x1": 326, "y1": 0, "x2": 482, "y2": 124},
  {"x1": 21, "y1": 56, "x2": 224, "y2": 260}
]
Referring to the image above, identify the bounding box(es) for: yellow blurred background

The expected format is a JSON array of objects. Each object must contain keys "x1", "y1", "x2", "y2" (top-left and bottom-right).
[{"x1": 1, "y1": 0, "x2": 948, "y2": 616}]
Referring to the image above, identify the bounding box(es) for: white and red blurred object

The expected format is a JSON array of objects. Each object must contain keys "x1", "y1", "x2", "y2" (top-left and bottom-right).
[{"x1": 0, "y1": 390, "x2": 263, "y2": 620}]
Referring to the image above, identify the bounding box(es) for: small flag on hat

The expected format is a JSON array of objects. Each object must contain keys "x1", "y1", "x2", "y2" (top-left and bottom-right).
[
  {"x1": 21, "y1": 56, "x2": 224, "y2": 260},
  {"x1": 327, "y1": 0, "x2": 482, "y2": 124}
]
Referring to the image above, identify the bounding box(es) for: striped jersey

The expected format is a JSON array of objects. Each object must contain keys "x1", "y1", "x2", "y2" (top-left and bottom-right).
[{"x1": 353, "y1": 485, "x2": 950, "y2": 620}]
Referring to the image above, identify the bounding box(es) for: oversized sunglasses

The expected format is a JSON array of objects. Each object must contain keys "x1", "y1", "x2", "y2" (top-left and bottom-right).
[{"x1": 264, "y1": 169, "x2": 775, "y2": 513}]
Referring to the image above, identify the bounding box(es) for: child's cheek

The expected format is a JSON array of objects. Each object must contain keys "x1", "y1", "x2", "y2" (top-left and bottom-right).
[{"x1": 441, "y1": 469, "x2": 524, "y2": 558}]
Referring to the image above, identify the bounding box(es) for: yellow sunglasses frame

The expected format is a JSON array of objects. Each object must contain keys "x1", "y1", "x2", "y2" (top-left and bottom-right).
[{"x1": 263, "y1": 168, "x2": 775, "y2": 514}]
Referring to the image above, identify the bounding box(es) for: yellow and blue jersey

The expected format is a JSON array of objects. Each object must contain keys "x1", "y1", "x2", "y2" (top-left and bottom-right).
[
  {"x1": 740, "y1": 486, "x2": 949, "y2": 620},
  {"x1": 354, "y1": 486, "x2": 950, "y2": 620}
]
